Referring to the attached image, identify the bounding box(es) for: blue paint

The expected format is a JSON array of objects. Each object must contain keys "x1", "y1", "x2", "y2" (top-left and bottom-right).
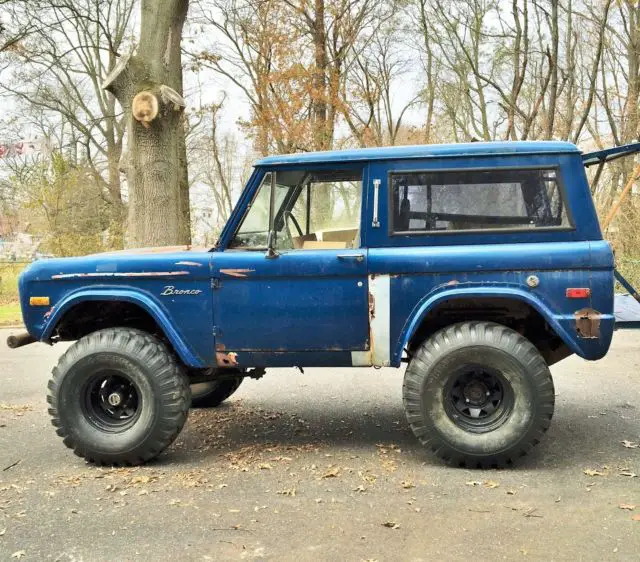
[{"x1": 16, "y1": 140, "x2": 618, "y2": 369}]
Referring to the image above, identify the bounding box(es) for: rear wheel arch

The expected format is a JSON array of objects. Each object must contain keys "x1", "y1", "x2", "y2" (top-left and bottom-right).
[{"x1": 401, "y1": 292, "x2": 572, "y2": 366}]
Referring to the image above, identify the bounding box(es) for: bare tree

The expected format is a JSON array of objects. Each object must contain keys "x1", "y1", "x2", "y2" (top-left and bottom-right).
[
  {"x1": 103, "y1": 0, "x2": 191, "y2": 247},
  {"x1": 1, "y1": 0, "x2": 134, "y2": 219}
]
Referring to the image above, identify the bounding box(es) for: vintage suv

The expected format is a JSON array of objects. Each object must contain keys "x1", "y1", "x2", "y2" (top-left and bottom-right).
[{"x1": 8, "y1": 140, "x2": 638, "y2": 467}]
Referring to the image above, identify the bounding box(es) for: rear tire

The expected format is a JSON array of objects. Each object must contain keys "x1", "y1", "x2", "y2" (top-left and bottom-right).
[
  {"x1": 190, "y1": 373, "x2": 243, "y2": 408},
  {"x1": 403, "y1": 321, "x2": 554, "y2": 467},
  {"x1": 47, "y1": 328, "x2": 190, "y2": 466}
]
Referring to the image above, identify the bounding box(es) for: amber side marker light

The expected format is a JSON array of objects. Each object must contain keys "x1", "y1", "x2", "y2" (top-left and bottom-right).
[
  {"x1": 566, "y1": 288, "x2": 590, "y2": 299},
  {"x1": 29, "y1": 296, "x2": 50, "y2": 306}
]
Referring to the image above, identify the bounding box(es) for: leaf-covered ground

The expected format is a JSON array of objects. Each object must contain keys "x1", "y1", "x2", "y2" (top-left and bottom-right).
[{"x1": 1, "y1": 330, "x2": 639, "y2": 560}]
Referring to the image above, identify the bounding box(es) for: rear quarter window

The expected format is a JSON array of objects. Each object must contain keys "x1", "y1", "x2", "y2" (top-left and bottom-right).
[{"x1": 390, "y1": 168, "x2": 572, "y2": 234}]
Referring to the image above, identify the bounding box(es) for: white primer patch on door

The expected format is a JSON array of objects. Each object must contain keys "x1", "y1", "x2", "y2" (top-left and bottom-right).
[{"x1": 351, "y1": 274, "x2": 391, "y2": 367}]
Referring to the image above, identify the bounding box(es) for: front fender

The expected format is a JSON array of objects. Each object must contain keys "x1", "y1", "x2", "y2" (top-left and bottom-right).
[
  {"x1": 395, "y1": 285, "x2": 605, "y2": 366},
  {"x1": 41, "y1": 288, "x2": 206, "y2": 368}
]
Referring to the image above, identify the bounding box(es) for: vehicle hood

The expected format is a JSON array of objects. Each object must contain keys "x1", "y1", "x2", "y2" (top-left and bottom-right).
[{"x1": 90, "y1": 245, "x2": 207, "y2": 256}]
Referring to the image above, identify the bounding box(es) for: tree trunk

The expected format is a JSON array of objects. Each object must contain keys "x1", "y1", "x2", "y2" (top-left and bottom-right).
[
  {"x1": 312, "y1": 0, "x2": 329, "y2": 151},
  {"x1": 102, "y1": 0, "x2": 190, "y2": 248}
]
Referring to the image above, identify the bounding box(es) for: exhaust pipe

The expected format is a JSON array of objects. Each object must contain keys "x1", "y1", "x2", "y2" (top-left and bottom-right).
[{"x1": 6, "y1": 332, "x2": 36, "y2": 349}]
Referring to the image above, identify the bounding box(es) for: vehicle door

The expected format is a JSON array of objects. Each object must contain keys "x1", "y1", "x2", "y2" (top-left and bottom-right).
[{"x1": 211, "y1": 167, "x2": 370, "y2": 363}]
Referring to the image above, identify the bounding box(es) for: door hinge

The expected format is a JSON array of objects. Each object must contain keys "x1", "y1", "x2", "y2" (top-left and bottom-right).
[{"x1": 211, "y1": 278, "x2": 221, "y2": 290}]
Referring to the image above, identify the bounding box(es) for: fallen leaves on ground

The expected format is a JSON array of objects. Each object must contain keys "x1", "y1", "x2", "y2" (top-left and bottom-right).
[
  {"x1": 583, "y1": 469, "x2": 606, "y2": 477},
  {"x1": 621, "y1": 440, "x2": 639, "y2": 449},
  {"x1": 0, "y1": 404, "x2": 33, "y2": 413},
  {"x1": 618, "y1": 471, "x2": 637, "y2": 478},
  {"x1": 11, "y1": 551, "x2": 25, "y2": 559},
  {"x1": 466, "y1": 480, "x2": 499, "y2": 488},
  {"x1": 276, "y1": 488, "x2": 296, "y2": 497},
  {"x1": 382, "y1": 521, "x2": 400, "y2": 529},
  {"x1": 619, "y1": 504, "x2": 636, "y2": 511},
  {"x1": 632, "y1": 514, "x2": 640, "y2": 522},
  {"x1": 322, "y1": 466, "x2": 340, "y2": 478}
]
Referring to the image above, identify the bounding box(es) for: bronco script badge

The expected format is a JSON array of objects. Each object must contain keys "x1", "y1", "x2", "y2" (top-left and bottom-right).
[{"x1": 161, "y1": 285, "x2": 202, "y2": 296}]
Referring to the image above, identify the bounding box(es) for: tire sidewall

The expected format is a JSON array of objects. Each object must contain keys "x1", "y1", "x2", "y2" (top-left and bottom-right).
[
  {"x1": 420, "y1": 344, "x2": 537, "y2": 457},
  {"x1": 58, "y1": 349, "x2": 164, "y2": 458}
]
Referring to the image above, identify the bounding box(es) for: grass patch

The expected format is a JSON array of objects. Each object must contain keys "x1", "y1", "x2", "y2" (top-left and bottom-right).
[
  {"x1": 0, "y1": 262, "x2": 26, "y2": 304},
  {"x1": 0, "y1": 303, "x2": 23, "y2": 326}
]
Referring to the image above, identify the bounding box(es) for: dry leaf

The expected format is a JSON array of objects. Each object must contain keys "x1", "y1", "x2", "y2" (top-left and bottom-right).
[
  {"x1": 354, "y1": 485, "x2": 366, "y2": 493},
  {"x1": 583, "y1": 469, "x2": 606, "y2": 477},
  {"x1": 322, "y1": 466, "x2": 340, "y2": 478},
  {"x1": 632, "y1": 514, "x2": 640, "y2": 522},
  {"x1": 382, "y1": 521, "x2": 400, "y2": 529},
  {"x1": 276, "y1": 488, "x2": 296, "y2": 497},
  {"x1": 11, "y1": 552, "x2": 25, "y2": 560},
  {"x1": 619, "y1": 471, "x2": 638, "y2": 478},
  {"x1": 258, "y1": 463, "x2": 272, "y2": 470},
  {"x1": 621, "y1": 440, "x2": 639, "y2": 449},
  {"x1": 507, "y1": 490, "x2": 516, "y2": 496},
  {"x1": 0, "y1": 528, "x2": 5, "y2": 536},
  {"x1": 619, "y1": 504, "x2": 636, "y2": 511},
  {"x1": 466, "y1": 481, "x2": 482, "y2": 487},
  {"x1": 401, "y1": 481, "x2": 415, "y2": 489},
  {"x1": 483, "y1": 481, "x2": 500, "y2": 489}
]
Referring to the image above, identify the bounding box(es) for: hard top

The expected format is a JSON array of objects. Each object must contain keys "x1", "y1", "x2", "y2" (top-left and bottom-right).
[{"x1": 255, "y1": 140, "x2": 580, "y2": 167}]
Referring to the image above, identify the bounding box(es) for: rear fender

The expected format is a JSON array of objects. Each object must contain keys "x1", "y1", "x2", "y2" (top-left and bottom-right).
[
  {"x1": 41, "y1": 288, "x2": 205, "y2": 368},
  {"x1": 396, "y1": 286, "x2": 584, "y2": 366}
]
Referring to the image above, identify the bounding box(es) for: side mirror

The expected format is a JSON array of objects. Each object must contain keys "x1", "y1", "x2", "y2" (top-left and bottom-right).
[{"x1": 265, "y1": 230, "x2": 279, "y2": 259}]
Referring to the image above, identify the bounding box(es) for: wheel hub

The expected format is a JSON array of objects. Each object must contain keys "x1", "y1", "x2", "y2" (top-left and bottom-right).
[
  {"x1": 462, "y1": 381, "x2": 490, "y2": 405},
  {"x1": 107, "y1": 392, "x2": 123, "y2": 406}
]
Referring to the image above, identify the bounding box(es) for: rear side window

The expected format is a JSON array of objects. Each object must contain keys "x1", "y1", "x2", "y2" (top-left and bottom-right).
[{"x1": 391, "y1": 168, "x2": 571, "y2": 233}]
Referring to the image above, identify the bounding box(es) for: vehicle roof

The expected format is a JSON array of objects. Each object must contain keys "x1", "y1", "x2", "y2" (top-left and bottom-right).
[{"x1": 255, "y1": 140, "x2": 580, "y2": 166}]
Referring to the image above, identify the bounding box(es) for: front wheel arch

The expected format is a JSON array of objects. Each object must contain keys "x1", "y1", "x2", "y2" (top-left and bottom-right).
[{"x1": 42, "y1": 291, "x2": 206, "y2": 368}]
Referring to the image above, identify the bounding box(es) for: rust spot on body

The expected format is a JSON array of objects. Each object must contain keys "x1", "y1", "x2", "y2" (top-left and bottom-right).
[
  {"x1": 216, "y1": 351, "x2": 238, "y2": 367},
  {"x1": 220, "y1": 268, "x2": 255, "y2": 278},
  {"x1": 575, "y1": 308, "x2": 601, "y2": 339}
]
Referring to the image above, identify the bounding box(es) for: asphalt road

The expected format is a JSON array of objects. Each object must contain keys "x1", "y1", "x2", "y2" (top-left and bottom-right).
[{"x1": 0, "y1": 328, "x2": 639, "y2": 561}]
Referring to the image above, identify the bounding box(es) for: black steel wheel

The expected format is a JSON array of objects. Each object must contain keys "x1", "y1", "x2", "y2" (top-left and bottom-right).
[
  {"x1": 47, "y1": 328, "x2": 190, "y2": 466},
  {"x1": 82, "y1": 373, "x2": 141, "y2": 432},
  {"x1": 403, "y1": 321, "x2": 555, "y2": 467},
  {"x1": 444, "y1": 366, "x2": 514, "y2": 433}
]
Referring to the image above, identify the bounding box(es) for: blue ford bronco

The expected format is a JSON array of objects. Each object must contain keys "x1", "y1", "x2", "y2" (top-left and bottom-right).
[{"x1": 8, "y1": 140, "x2": 640, "y2": 467}]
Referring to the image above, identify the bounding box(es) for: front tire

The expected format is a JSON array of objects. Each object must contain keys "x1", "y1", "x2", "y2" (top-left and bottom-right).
[
  {"x1": 47, "y1": 328, "x2": 190, "y2": 466},
  {"x1": 403, "y1": 321, "x2": 555, "y2": 467}
]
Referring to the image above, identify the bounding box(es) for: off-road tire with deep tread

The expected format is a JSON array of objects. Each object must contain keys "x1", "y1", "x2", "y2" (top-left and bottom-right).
[
  {"x1": 190, "y1": 374, "x2": 243, "y2": 408},
  {"x1": 47, "y1": 328, "x2": 190, "y2": 466},
  {"x1": 403, "y1": 321, "x2": 555, "y2": 467}
]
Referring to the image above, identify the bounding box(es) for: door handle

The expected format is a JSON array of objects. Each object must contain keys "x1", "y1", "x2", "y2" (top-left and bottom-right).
[{"x1": 337, "y1": 254, "x2": 365, "y2": 262}]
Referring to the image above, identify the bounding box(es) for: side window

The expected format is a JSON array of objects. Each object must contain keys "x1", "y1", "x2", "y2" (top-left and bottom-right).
[
  {"x1": 391, "y1": 168, "x2": 571, "y2": 233},
  {"x1": 230, "y1": 169, "x2": 363, "y2": 250},
  {"x1": 305, "y1": 172, "x2": 362, "y2": 248}
]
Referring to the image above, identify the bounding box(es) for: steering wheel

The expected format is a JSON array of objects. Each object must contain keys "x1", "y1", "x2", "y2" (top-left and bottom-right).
[{"x1": 284, "y1": 210, "x2": 304, "y2": 237}]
